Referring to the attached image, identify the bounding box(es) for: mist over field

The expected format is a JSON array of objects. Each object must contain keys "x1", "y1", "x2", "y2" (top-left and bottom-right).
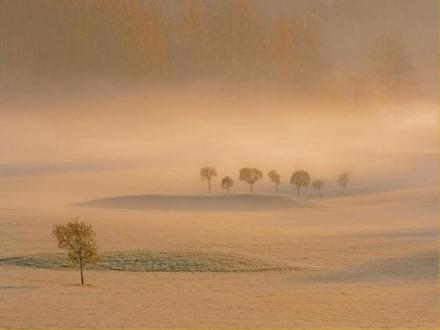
[
  {"x1": 0, "y1": 102, "x2": 437, "y2": 207},
  {"x1": 0, "y1": 1, "x2": 437, "y2": 205},
  {"x1": 0, "y1": 0, "x2": 438, "y2": 328}
]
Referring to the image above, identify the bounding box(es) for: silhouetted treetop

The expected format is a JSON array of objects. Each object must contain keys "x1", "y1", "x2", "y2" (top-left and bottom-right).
[
  {"x1": 337, "y1": 171, "x2": 350, "y2": 193},
  {"x1": 312, "y1": 179, "x2": 324, "y2": 196},
  {"x1": 221, "y1": 176, "x2": 234, "y2": 192},
  {"x1": 239, "y1": 167, "x2": 263, "y2": 192},
  {"x1": 290, "y1": 170, "x2": 310, "y2": 197},
  {"x1": 200, "y1": 166, "x2": 217, "y2": 193},
  {"x1": 267, "y1": 170, "x2": 281, "y2": 192}
]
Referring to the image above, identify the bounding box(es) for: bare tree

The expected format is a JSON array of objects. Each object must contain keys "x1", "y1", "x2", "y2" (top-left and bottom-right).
[
  {"x1": 200, "y1": 166, "x2": 217, "y2": 193},
  {"x1": 290, "y1": 170, "x2": 310, "y2": 197},
  {"x1": 312, "y1": 179, "x2": 324, "y2": 197},
  {"x1": 267, "y1": 170, "x2": 281, "y2": 192},
  {"x1": 239, "y1": 167, "x2": 263, "y2": 193},
  {"x1": 52, "y1": 219, "x2": 98, "y2": 285},
  {"x1": 221, "y1": 176, "x2": 233, "y2": 192},
  {"x1": 337, "y1": 171, "x2": 350, "y2": 194}
]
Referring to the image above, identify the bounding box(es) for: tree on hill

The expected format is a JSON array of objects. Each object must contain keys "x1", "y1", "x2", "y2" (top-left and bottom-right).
[
  {"x1": 267, "y1": 170, "x2": 281, "y2": 192},
  {"x1": 337, "y1": 171, "x2": 350, "y2": 194},
  {"x1": 239, "y1": 167, "x2": 263, "y2": 193},
  {"x1": 290, "y1": 170, "x2": 310, "y2": 197},
  {"x1": 200, "y1": 166, "x2": 217, "y2": 193},
  {"x1": 52, "y1": 219, "x2": 98, "y2": 285},
  {"x1": 312, "y1": 179, "x2": 324, "y2": 197},
  {"x1": 221, "y1": 176, "x2": 234, "y2": 192}
]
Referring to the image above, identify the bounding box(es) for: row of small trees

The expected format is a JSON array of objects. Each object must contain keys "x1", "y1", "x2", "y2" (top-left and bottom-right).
[{"x1": 201, "y1": 167, "x2": 350, "y2": 197}]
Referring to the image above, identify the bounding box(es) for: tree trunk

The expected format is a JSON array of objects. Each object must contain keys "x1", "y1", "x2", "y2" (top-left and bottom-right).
[
  {"x1": 208, "y1": 178, "x2": 211, "y2": 193},
  {"x1": 275, "y1": 183, "x2": 278, "y2": 193},
  {"x1": 342, "y1": 185, "x2": 345, "y2": 194},
  {"x1": 250, "y1": 183, "x2": 253, "y2": 193},
  {"x1": 80, "y1": 261, "x2": 84, "y2": 285},
  {"x1": 297, "y1": 185, "x2": 300, "y2": 197}
]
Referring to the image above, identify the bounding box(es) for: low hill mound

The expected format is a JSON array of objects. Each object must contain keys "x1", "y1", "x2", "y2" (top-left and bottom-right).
[{"x1": 76, "y1": 193, "x2": 309, "y2": 211}]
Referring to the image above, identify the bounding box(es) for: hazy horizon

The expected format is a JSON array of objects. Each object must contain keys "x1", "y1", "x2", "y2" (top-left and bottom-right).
[{"x1": 0, "y1": 0, "x2": 438, "y2": 204}]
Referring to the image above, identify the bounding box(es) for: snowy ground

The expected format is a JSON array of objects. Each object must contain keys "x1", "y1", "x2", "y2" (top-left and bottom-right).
[{"x1": 0, "y1": 187, "x2": 438, "y2": 328}]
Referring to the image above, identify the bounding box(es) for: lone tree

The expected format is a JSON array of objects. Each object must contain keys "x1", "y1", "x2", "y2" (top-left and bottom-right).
[
  {"x1": 52, "y1": 219, "x2": 98, "y2": 285},
  {"x1": 290, "y1": 170, "x2": 310, "y2": 197},
  {"x1": 221, "y1": 176, "x2": 234, "y2": 192},
  {"x1": 200, "y1": 166, "x2": 217, "y2": 193},
  {"x1": 337, "y1": 171, "x2": 350, "y2": 194},
  {"x1": 239, "y1": 167, "x2": 263, "y2": 192},
  {"x1": 312, "y1": 179, "x2": 325, "y2": 197},
  {"x1": 267, "y1": 170, "x2": 281, "y2": 192}
]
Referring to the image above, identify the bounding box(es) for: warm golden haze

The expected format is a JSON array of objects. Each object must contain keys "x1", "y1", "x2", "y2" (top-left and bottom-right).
[{"x1": 0, "y1": 0, "x2": 437, "y2": 328}]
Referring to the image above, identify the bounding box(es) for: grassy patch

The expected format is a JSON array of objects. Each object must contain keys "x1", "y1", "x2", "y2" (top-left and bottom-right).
[{"x1": 0, "y1": 250, "x2": 297, "y2": 273}]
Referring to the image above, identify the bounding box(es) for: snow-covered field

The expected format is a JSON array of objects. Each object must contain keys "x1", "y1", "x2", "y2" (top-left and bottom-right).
[{"x1": 0, "y1": 187, "x2": 437, "y2": 328}]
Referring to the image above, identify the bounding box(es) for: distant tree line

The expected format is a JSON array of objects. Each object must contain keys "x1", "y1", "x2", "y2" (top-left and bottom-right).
[
  {"x1": 200, "y1": 166, "x2": 351, "y2": 196},
  {"x1": 0, "y1": 1, "x2": 416, "y2": 106}
]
